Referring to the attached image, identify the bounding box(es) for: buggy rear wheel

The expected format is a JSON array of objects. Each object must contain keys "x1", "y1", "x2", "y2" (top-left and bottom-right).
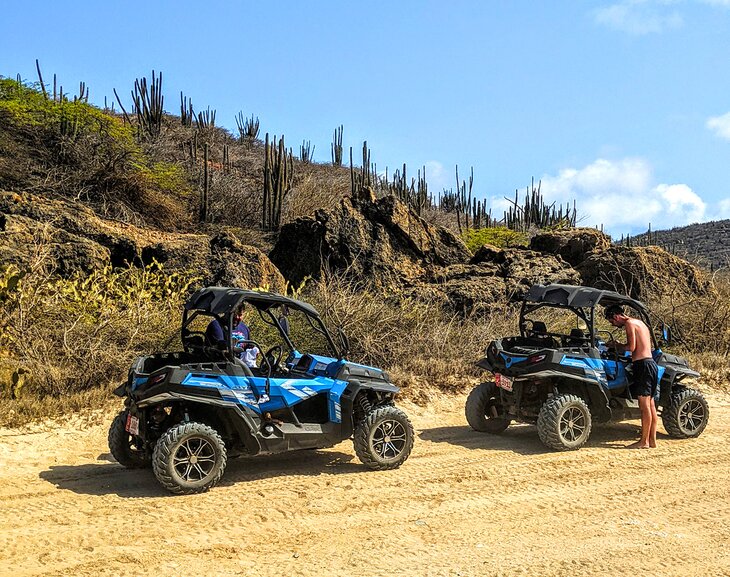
[
  {"x1": 465, "y1": 382, "x2": 510, "y2": 434},
  {"x1": 354, "y1": 405, "x2": 414, "y2": 470},
  {"x1": 152, "y1": 422, "x2": 227, "y2": 495},
  {"x1": 108, "y1": 410, "x2": 150, "y2": 469},
  {"x1": 537, "y1": 394, "x2": 592, "y2": 451},
  {"x1": 662, "y1": 388, "x2": 709, "y2": 438}
]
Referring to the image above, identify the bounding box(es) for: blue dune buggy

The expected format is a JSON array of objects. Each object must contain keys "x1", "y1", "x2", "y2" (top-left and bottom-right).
[
  {"x1": 109, "y1": 287, "x2": 414, "y2": 494},
  {"x1": 466, "y1": 284, "x2": 708, "y2": 450}
]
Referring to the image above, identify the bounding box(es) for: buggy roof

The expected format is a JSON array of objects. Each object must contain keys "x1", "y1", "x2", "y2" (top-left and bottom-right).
[
  {"x1": 185, "y1": 287, "x2": 319, "y2": 317},
  {"x1": 524, "y1": 284, "x2": 648, "y2": 313}
]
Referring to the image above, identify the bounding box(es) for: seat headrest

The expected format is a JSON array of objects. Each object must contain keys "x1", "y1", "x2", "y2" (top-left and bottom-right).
[{"x1": 532, "y1": 321, "x2": 547, "y2": 333}]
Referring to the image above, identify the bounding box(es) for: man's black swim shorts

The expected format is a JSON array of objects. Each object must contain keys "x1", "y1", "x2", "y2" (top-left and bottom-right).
[{"x1": 630, "y1": 358, "x2": 659, "y2": 398}]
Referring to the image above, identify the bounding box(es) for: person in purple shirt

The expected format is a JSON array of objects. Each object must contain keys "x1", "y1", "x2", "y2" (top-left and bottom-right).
[{"x1": 206, "y1": 304, "x2": 248, "y2": 348}]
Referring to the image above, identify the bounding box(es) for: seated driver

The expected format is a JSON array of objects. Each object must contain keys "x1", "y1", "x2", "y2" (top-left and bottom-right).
[{"x1": 206, "y1": 305, "x2": 258, "y2": 367}]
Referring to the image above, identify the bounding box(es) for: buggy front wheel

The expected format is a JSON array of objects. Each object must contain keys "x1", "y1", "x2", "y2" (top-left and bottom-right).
[
  {"x1": 662, "y1": 388, "x2": 709, "y2": 438},
  {"x1": 537, "y1": 394, "x2": 592, "y2": 451},
  {"x1": 152, "y1": 422, "x2": 227, "y2": 494},
  {"x1": 354, "y1": 406, "x2": 414, "y2": 470}
]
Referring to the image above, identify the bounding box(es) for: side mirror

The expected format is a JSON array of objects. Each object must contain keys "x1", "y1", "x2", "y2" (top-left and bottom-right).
[
  {"x1": 337, "y1": 326, "x2": 350, "y2": 359},
  {"x1": 659, "y1": 322, "x2": 672, "y2": 345}
]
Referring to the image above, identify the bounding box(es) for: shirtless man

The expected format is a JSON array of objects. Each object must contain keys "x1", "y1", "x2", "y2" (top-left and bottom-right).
[{"x1": 604, "y1": 304, "x2": 659, "y2": 449}]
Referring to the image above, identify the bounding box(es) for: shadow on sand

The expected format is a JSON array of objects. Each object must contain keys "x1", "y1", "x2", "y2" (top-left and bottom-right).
[
  {"x1": 39, "y1": 448, "x2": 360, "y2": 498},
  {"x1": 419, "y1": 420, "x2": 669, "y2": 455}
]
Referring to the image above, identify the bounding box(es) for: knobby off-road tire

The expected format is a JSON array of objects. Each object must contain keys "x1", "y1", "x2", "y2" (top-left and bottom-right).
[
  {"x1": 354, "y1": 405, "x2": 414, "y2": 470},
  {"x1": 662, "y1": 388, "x2": 709, "y2": 438},
  {"x1": 108, "y1": 410, "x2": 151, "y2": 469},
  {"x1": 537, "y1": 394, "x2": 592, "y2": 451},
  {"x1": 152, "y1": 422, "x2": 227, "y2": 495},
  {"x1": 465, "y1": 382, "x2": 510, "y2": 434}
]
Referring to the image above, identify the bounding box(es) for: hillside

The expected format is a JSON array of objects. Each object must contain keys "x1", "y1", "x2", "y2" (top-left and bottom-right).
[
  {"x1": 628, "y1": 220, "x2": 730, "y2": 271},
  {"x1": 0, "y1": 71, "x2": 727, "y2": 422}
]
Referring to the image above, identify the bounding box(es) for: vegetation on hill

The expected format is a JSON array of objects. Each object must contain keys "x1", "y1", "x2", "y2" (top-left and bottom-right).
[{"x1": 621, "y1": 220, "x2": 730, "y2": 272}]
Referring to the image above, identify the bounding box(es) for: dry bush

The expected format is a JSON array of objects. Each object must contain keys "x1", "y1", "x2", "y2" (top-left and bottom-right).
[
  {"x1": 283, "y1": 164, "x2": 351, "y2": 223},
  {"x1": 300, "y1": 274, "x2": 518, "y2": 399},
  {"x1": 0, "y1": 250, "x2": 198, "y2": 413},
  {"x1": 649, "y1": 274, "x2": 730, "y2": 356}
]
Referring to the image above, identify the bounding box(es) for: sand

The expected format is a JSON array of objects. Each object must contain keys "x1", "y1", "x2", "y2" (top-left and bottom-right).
[{"x1": 1, "y1": 393, "x2": 729, "y2": 577}]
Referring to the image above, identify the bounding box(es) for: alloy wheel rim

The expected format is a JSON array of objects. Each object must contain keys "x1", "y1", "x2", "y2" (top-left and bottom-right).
[
  {"x1": 372, "y1": 420, "x2": 407, "y2": 460},
  {"x1": 173, "y1": 437, "x2": 217, "y2": 481},
  {"x1": 679, "y1": 399, "x2": 705, "y2": 433},
  {"x1": 560, "y1": 407, "x2": 587, "y2": 442}
]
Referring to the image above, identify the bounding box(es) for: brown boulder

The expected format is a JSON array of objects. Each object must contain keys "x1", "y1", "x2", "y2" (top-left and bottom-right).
[
  {"x1": 576, "y1": 245, "x2": 712, "y2": 300},
  {"x1": 208, "y1": 232, "x2": 287, "y2": 292},
  {"x1": 529, "y1": 228, "x2": 612, "y2": 266},
  {"x1": 270, "y1": 194, "x2": 471, "y2": 290}
]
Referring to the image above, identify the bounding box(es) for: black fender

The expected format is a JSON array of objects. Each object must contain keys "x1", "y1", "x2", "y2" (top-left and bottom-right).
[
  {"x1": 338, "y1": 378, "x2": 400, "y2": 439},
  {"x1": 659, "y1": 366, "x2": 700, "y2": 407},
  {"x1": 550, "y1": 379, "x2": 612, "y2": 423}
]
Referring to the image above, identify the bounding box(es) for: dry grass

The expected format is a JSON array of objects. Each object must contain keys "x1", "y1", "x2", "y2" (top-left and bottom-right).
[
  {"x1": 301, "y1": 273, "x2": 519, "y2": 402},
  {"x1": 0, "y1": 246, "x2": 198, "y2": 426}
]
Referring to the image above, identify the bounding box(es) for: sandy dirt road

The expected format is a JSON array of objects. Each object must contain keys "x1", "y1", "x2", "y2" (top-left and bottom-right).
[{"x1": 1, "y1": 392, "x2": 729, "y2": 577}]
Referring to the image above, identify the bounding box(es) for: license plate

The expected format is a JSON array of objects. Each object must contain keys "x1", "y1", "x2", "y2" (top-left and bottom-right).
[
  {"x1": 495, "y1": 373, "x2": 513, "y2": 392},
  {"x1": 125, "y1": 414, "x2": 140, "y2": 436}
]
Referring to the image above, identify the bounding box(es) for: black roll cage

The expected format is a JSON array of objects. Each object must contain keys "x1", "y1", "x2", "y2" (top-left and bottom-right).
[
  {"x1": 180, "y1": 293, "x2": 343, "y2": 362},
  {"x1": 519, "y1": 290, "x2": 658, "y2": 350}
]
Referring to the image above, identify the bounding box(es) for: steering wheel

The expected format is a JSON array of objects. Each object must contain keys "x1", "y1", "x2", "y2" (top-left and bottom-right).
[
  {"x1": 264, "y1": 345, "x2": 284, "y2": 372},
  {"x1": 595, "y1": 329, "x2": 624, "y2": 361}
]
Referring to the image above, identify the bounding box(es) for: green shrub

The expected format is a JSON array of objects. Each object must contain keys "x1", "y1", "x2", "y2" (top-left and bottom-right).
[{"x1": 462, "y1": 227, "x2": 529, "y2": 252}]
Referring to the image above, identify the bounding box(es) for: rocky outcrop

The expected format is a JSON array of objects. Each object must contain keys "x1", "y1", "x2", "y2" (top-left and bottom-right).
[
  {"x1": 0, "y1": 192, "x2": 286, "y2": 292},
  {"x1": 1, "y1": 211, "x2": 110, "y2": 275},
  {"x1": 576, "y1": 245, "x2": 713, "y2": 301},
  {"x1": 417, "y1": 248, "x2": 581, "y2": 313},
  {"x1": 529, "y1": 228, "x2": 612, "y2": 266},
  {"x1": 270, "y1": 195, "x2": 470, "y2": 290}
]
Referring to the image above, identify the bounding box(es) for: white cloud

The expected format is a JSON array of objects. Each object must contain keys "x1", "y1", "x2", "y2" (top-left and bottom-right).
[
  {"x1": 535, "y1": 158, "x2": 706, "y2": 236},
  {"x1": 594, "y1": 1, "x2": 683, "y2": 35},
  {"x1": 719, "y1": 198, "x2": 730, "y2": 218},
  {"x1": 707, "y1": 112, "x2": 730, "y2": 140},
  {"x1": 423, "y1": 161, "x2": 451, "y2": 193}
]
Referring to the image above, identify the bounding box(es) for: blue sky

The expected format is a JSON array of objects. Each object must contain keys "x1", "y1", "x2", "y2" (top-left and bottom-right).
[{"x1": 3, "y1": 0, "x2": 730, "y2": 237}]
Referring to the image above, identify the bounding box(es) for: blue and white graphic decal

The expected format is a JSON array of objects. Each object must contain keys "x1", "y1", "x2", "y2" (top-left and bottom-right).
[
  {"x1": 327, "y1": 380, "x2": 349, "y2": 423},
  {"x1": 248, "y1": 376, "x2": 336, "y2": 412}
]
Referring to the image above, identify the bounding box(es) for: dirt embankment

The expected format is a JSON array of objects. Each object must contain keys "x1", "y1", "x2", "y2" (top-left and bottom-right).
[{"x1": 1, "y1": 392, "x2": 729, "y2": 577}]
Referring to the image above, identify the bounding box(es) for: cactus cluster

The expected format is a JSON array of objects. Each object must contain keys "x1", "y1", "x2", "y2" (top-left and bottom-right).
[
  {"x1": 180, "y1": 91, "x2": 194, "y2": 127},
  {"x1": 504, "y1": 179, "x2": 576, "y2": 232},
  {"x1": 235, "y1": 112, "x2": 259, "y2": 144},
  {"x1": 300, "y1": 139, "x2": 315, "y2": 163}
]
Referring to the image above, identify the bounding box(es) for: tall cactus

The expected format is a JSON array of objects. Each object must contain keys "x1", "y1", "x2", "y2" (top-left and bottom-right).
[
  {"x1": 263, "y1": 134, "x2": 294, "y2": 231},
  {"x1": 180, "y1": 92, "x2": 194, "y2": 127},
  {"x1": 331, "y1": 125, "x2": 344, "y2": 166}
]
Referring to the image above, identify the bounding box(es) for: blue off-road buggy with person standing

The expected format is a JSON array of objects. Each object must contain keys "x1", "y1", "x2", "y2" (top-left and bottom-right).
[
  {"x1": 108, "y1": 287, "x2": 414, "y2": 494},
  {"x1": 465, "y1": 284, "x2": 708, "y2": 450}
]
